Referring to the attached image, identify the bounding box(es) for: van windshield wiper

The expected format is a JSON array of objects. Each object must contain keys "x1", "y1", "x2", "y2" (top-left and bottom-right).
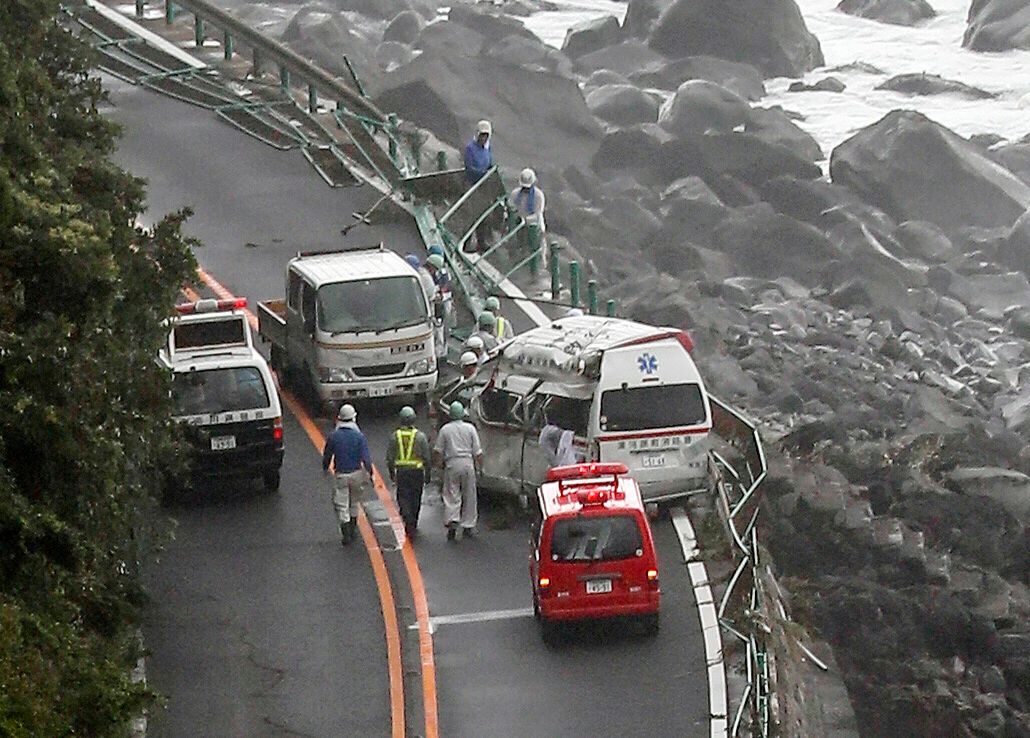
[
  {"x1": 329, "y1": 325, "x2": 376, "y2": 336},
  {"x1": 375, "y1": 317, "x2": 424, "y2": 334}
]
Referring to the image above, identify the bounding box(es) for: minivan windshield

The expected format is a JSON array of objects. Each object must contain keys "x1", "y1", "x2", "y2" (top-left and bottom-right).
[
  {"x1": 600, "y1": 383, "x2": 706, "y2": 431},
  {"x1": 172, "y1": 367, "x2": 270, "y2": 416},
  {"x1": 317, "y1": 276, "x2": 427, "y2": 334},
  {"x1": 550, "y1": 514, "x2": 643, "y2": 562}
]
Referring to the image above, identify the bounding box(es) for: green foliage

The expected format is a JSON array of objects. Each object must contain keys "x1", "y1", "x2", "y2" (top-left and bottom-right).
[{"x1": 0, "y1": 2, "x2": 197, "y2": 733}]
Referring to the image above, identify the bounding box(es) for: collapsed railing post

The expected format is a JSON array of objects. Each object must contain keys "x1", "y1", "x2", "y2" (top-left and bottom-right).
[
  {"x1": 308, "y1": 84, "x2": 318, "y2": 113},
  {"x1": 549, "y1": 242, "x2": 561, "y2": 301},
  {"x1": 387, "y1": 113, "x2": 398, "y2": 163},
  {"x1": 569, "y1": 260, "x2": 581, "y2": 307},
  {"x1": 223, "y1": 30, "x2": 233, "y2": 60},
  {"x1": 587, "y1": 280, "x2": 598, "y2": 315},
  {"x1": 193, "y1": 15, "x2": 204, "y2": 48},
  {"x1": 136, "y1": 0, "x2": 145, "y2": 19},
  {"x1": 606, "y1": 299, "x2": 616, "y2": 317},
  {"x1": 279, "y1": 64, "x2": 290, "y2": 93},
  {"x1": 251, "y1": 47, "x2": 260, "y2": 76},
  {"x1": 436, "y1": 150, "x2": 447, "y2": 171},
  {"x1": 165, "y1": 1, "x2": 175, "y2": 24}
]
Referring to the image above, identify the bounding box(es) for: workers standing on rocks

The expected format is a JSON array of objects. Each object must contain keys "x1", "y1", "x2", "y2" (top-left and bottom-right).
[
  {"x1": 510, "y1": 168, "x2": 545, "y2": 255},
  {"x1": 472, "y1": 311, "x2": 499, "y2": 352},
  {"x1": 464, "y1": 120, "x2": 494, "y2": 251},
  {"x1": 485, "y1": 296, "x2": 514, "y2": 341},
  {"x1": 434, "y1": 401, "x2": 484, "y2": 541},
  {"x1": 386, "y1": 406, "x2": 432, "y2": 541},
  {"x1": 321, "y1": 404, "x2": 373, "y2": 546}
]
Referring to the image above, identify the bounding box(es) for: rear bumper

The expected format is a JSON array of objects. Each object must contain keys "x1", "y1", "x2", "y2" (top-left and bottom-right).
[
  {"x1": 189, "y1": 447, "x2": 284, "y2": 478},
  {"x1": 540, "y1": 594, "x2": 660, "y2": 622},
  {"x1": 319, "y1": 370, "x2": 438, "y2": 402}
]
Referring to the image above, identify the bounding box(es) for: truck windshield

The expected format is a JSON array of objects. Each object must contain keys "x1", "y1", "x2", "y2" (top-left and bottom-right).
[
  {"x1": 600, "y1": 383, "x2": 706, "y2": 431},
  {"x1": 550, "y1": 514, "x2": 643, "y2": 562},
  {"x1": 317, "y1": 276, "x2": 427, "y2": 334},
  {"x1": 171, "y1": 367, "x2": 270, "y2": 416}
]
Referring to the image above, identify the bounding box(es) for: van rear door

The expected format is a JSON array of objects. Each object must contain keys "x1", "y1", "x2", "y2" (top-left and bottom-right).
[{"x1": 595, "y1": 338, "x2": 711, "y2": 498}]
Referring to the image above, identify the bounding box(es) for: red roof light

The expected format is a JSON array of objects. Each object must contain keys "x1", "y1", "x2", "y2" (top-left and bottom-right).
[
  {"x1": 545, "y1": 462, "x2": 628, "y2": 482},
  {"x1": 175, "y1": 297, "x2": 248, "y2": 315}
]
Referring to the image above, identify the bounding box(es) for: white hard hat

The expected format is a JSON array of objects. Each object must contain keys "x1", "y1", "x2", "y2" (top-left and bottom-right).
[
  {"x1": 460, "y1": 351, "x2": 478, "y2": 367},
  {"x1": 477, "y1": 120, "x2": 492, "y2": 135},
  {"x1": 338, "y1": 403, "x2": 357, "y2": 421},
  {"x1": 519, "y1": 168, "x2": 536, "y2": 187},
  {"x1": 466, "y1": 335, "x2": 484, "y2": 350},
  {"x1": 565, "y1": 307, "x2": 584, "y2": 317}
]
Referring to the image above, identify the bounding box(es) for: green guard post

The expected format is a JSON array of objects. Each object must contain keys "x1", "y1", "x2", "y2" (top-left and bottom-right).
[
  {"x1": 223, "y1": 31, "x2": 233, "y2": 60},
  {"x1": 308, "y1": 84, "x2": 318, "y2": 113},
  {"x1": 606, "y1": 299, "x2": 616, "y2": 317},
  {"x1": 387, "y1": 113, "x2": 398, "y2": 163},
  {"x1": 549, "y1": 242, "x2": 561, "y2": 301},
  {"x1": 587, "y1": 280, "x2": 598, "y2": 315},
  {"x1": 194, "y1": 16, "x2": 204, "y2": 48},
  {"x1": 165, "y1": 2, "x2": 175, "y2": 24},
  {"x1": 569, "y1": 261, "x2": 580, "y2": 307},
  {"x1": 279, "y1": 65, "x2": 290, "y2": 93},
  {"x1": 528, "y1": 226, "x2": 540, "y2": 279},
  {"x1": 436, "y1": 151, "x2": 447, "y2": 171},
  {"x1": 252, "y1": 48, "x2": 260, "y2": 76}
]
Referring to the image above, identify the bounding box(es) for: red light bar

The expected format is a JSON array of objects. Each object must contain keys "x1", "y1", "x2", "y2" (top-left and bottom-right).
[
  {"x1": 577, "y1": 488, "x2": 609, "y2": 505},
  {"x1": 174, "y1": 297, "x2": 248, "y2": 315},
  {"x1": 613, "y1": 329, "x2": 693, "y2": 353},
  {"x1": 546, "y1": 462, "x2": 628, "y2": 483}
]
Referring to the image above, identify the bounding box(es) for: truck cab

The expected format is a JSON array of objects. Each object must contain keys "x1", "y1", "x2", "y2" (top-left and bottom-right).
[
  {"x1": 258, "y1": 245, "x2": 437, "y2": 415},
  {"x1": 161, "y1": 298, "x2": 284, "y2": 492}
]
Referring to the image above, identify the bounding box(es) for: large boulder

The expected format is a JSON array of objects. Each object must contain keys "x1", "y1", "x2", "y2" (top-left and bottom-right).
[
  {"x1": 383, "y1": 10, "x2": 423, "y2": 44},
  {"x1": 585, "y1": 84, "x2": 660, "y2": 126},
  {"x1": 824, "y1": 220, "x2": 928, "y2": 309},
  {"x1": 989, "y1": 142, "x2": 1030, "y2": 186},
  {"x1": 875, "y1": 73, "x2": 996, "y2": 100},
  {"x1": 658, "y1": 79, "x2": 751, "y2": 136},
  {"x1": 374, "y1": 50, "x2": 602, "y2": 172},
  {"x1": 689, "y1": 131, "x2": 822, "y2": 187},
  {"x1": 447, "y1": 4, "x2": 536, "y2": 42},
  {"x1": 623, "y1": 0, "x2": 677, "y2": 38},
  {"x1": 483, "y1": 35, "x2": 574, "y2": 77},
  {"x1": 591, "y1": 123, "x2": 671, "y2": 177},
  {"x1": 963, "y1": 0, "x2": 1030, "y2": 52},
  {"x1": 282, "y1": 6, "x2": 378, "y2": 77},
  {"x1": 575, "y1": 39, "x2": 667, "y2": 77},
  {"x1": 759, "y1": 175, "x2": 896, "y2": 232},
  {"x1": 829, "y1": 110, "x2": 1030, "y2": 232},
  {"x1": 415, "y1": 20, "x2": 483, "y2": 56},
  {"x1": 630, "y1": 55, "x2": 766, "y2": 100},
  {"x1": 648, "y1": 0, "x2": 824, "y2": 78},
  {"x1": 837, "y1": 0, "x2": 936, "y2": 26},
  {"x1": 788, "y1": 76, "x2": 846, "y2": 93},
  {"x1": 746, "y1": 106, "x2": 822, "y2": 162},
  {"x1": 945, "y1": 271, "x2": 1030, "y2": 319},
  {"x1": 892, "y1": 220, "x2": 956, "y2": 262},
  {"x1": 562, "y1": 15, "x2": 622, "y2": 59}
]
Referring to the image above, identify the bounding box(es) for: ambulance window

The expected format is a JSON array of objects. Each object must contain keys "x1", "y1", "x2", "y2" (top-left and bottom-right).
[
  {"x1": 480, "y1": 388, "x2": 520, "y2": 426},
  {"x1": 600, "y1": 383, "x2": 706, "y2": 431},
  {"x1": 538, "y1": 395, "x2": 590, "y2": 436},
  {"x1": 549, "y1": 515, "x2": 643, "y2": 562}
]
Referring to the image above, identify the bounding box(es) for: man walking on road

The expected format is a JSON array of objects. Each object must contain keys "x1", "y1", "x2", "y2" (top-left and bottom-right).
[
  {"x1": 386, "y1": 406, "x2": 431, "y2": 540},
  {"x1": 433, "y1": 401, "x2": 484, "y2": 541},
  {"x1": 322, "y1": 404, "x2": 373, "y2": 546}
]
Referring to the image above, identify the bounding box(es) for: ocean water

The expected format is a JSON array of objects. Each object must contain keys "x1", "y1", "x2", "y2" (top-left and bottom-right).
[{"x1": 523, "y1": 0, "x2": 1030, "y2": 157}]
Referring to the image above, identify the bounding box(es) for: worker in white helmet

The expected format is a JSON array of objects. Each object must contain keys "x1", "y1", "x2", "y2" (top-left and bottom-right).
[
  {"x1": 434, "y1": 350, "x2": 481, "y2": 427},
  {"x1": 510, "y1": 167, "x2": 546, "y2": 257},
  {"x1": 465, "y1": 334, "x2": 486, "y2": 365},
  {"x1": 465, "y1": 120, "x2": 495, "y2": 252},
  {"x1": 472, "y1": 311, "x2": 499, "y2": 352},
  {"x1": 485, "y1": 296, "x2": 514, "y2": 341}
]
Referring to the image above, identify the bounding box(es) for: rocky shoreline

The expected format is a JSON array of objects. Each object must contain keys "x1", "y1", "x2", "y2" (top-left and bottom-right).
[{"x1": 214, "y1": 0, "x2": 1029, "y2": 733}]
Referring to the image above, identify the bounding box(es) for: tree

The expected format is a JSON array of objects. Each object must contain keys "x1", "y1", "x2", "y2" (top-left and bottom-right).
[{"x1": 0, "y1": 2, "x2": 196, "y2": 733}]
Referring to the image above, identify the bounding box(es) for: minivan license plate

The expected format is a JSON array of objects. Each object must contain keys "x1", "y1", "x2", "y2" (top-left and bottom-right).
[
  {"x1": 642, "y1": 454, "x2": 666, "y2": 468},
  {"x1": 586, "y1": 579, "x2": 612, "y2": 594},
  {"x1": 211, "y1": 435, "x2": 236, "y2": 451}
]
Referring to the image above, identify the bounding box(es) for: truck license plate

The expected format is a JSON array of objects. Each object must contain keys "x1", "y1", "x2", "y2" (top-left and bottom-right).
[
  {"x1": 586, "y1": 579, "x2": 612, "y2": 594},
  {"x1": 369, "y1": 386, "x2": 392, "y2": 398},
  {"x1": 211, "y1": 435, "x2": 236, "y2": 451},
  {"x1": 642, "y1": 454, "x2": 666, "y2": 468}
]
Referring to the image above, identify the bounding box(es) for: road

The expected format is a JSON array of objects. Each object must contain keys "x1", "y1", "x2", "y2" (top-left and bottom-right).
[{"x1": 109, "y1": 71, "x2": 710, "y2": 737}]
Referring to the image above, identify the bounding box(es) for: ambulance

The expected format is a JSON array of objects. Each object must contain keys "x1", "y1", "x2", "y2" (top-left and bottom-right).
[
  {"x1": 161, "y1": 298, "x2": 284, "y2": 492},
  {"x1": 465, "y1": 315, "x2": 712, "y2": 501},
  {"x1": 530, "y1": 463, "x2": 661, "y2": 642}
]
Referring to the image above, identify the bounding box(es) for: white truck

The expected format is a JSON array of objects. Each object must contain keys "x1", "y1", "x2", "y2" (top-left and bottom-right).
[
  {"x1": 161, "y1": 298, "x2": 285, "y2": 492},
  {"x1": 258, "y1": 245, "x2": 438, "y2": 415}
]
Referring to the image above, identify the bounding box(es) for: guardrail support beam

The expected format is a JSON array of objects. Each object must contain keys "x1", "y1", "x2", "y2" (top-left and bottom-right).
[
  {"x1": 606, "y1": 299, "x2": 616, "y2": 317},
  {"x1": 569, "y1": 261, "x2": 580, "y2": 307},
  {"x1": 387, "y1": 113, "x2": 398, "y2": 163},
  {"x1": 308, "y1": 84, "x2": 318, "y2": 113},
  {"x1": 223, "y1": 30, "x2": 233, "y2": 60},
  {"x1": 193, "y1": 16, "x2": 204, "y2": 48},
  {"x1": 587, "y1": 280, "x2": 598, "y2": 315},
  {"x1": 165, "y1": 1, "x2": 175, "y2": 24},
  {"x1": 549, "y1": 242, "x2": 561, "y2": 300}
]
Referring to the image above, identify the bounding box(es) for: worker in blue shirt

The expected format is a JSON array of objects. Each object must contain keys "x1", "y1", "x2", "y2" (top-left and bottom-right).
[
  {"x1": 322, "y1": 404, "x2": 373, "y2": 545},
  {"x1": 463, "y1": 120, "x2": 494, "y2": 252}
]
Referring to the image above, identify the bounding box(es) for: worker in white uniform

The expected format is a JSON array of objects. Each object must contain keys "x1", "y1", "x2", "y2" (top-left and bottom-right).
[
  {"x1": 484, "y1": 296, "x2": 514, "y2": 341},
  {"x1": 465, "y1": 334, "x2": 487, "y2": 365},
  {"x1": 433, "y1": 401, "x2": 484, "y2": 541}
]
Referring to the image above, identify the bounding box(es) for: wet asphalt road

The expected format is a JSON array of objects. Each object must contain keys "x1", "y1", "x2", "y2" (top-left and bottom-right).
[{"x1": 109, "y1": 72, "x2": 709, "y2": 738}]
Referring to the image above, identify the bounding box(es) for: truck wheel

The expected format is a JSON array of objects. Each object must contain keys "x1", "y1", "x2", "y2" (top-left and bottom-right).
[
  {"x1": 263, "y1": 470, "x2": 281, "y2": 493},
  {"x1": 640, "y1": 613, "x2": 660, "y2": 637}
]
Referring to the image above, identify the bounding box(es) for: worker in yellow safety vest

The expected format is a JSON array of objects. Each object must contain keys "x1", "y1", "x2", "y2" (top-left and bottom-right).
[
  {"x1": 485, "y1": 296, "x2": 515, "y2": 341},
  {"x1": 386, "y1": 406, "x2": 432, "y2": 539}
]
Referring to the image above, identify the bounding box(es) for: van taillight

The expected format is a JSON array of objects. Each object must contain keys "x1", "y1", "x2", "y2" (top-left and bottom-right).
[
  {"x1": 647, "y1": 569, "x2": 659, "y2": 588},
  {"x1": 272, "y1": 417, "x2": 284, "y2": 443},
  {"x1": 538, "y1": 577, "x2": 550, "y2": 589}
]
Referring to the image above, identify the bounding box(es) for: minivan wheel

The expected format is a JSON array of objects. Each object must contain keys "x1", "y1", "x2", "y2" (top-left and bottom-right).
[
  {"x1": 263, "y1": 470, "x2": 281, "y2": 493},
  {"x1": 641, "y1": 613, "x2": 660, "y2": 637}
]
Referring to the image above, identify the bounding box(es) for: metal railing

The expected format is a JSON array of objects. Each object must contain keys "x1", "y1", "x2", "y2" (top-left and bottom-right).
[{"x1": 708, "y1": 397, "x2": 771, "y2": 737}]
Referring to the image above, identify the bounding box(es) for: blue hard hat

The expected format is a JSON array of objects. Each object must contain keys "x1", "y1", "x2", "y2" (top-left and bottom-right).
[
  {"x1": 404, "y1": 254, "x2": 421, "y2": 269},
  {"x1": 428, "y1": 244, "x2": 444, "y2": 257}
]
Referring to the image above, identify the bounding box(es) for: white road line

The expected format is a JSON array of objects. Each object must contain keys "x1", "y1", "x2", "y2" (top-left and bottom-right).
[
  {"x1": 671, "y1": 507, "x2": 728, "y2": 738},
  {"x1": 410, "y1": 607, "x2": 535, "y2": 633},
  {"x1": 85, "y1": 1, "x2": 207, "y2": 70}
]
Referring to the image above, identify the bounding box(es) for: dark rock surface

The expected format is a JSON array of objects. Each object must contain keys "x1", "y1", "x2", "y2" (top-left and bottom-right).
[
  {"x1": 648, "y1": 0, "x2": 825, "y2": 77},
  {"x1": 561, "y1": 15, "x2": 621, "y2": 59},
  {"x1": 574, "y1": 39, "x2": 667, "y2": 77},
  {"x1": 622, "y1": 0, "x2": 676, "y2": 38},
  {"x1": 629, "y1": 55, "x2": 767, "y2": 100},
  {"x1": 383, "y1": 10, "x2": 423, "y2": 44},
  {"x1": 788, "y1": 76, "x2": 846, "y2": 93},
  {"x1": 990, "y1": 143, "x2": 1030, "y2": 186},
  {"x1": 876, "y1": 73, "x2": 997, "y2": 100},
  {"x1": 658, "y1": 79, "x2": 751, "y2": 136},
  {"x1": 827, "y1": 60, "x2": 886, "y2": 74},
  {"x1": 837, "y1": 0, "x2": 936, "y2": 25},
  {"x1": 829, "y1": 110, "x2": 1030, "y2": 232},
  {"x1": 963, "y1": 0, "x2": 1030, "y2": 52},
  {"x1": 585, "y1": 84, "x2": 660, "y2": 126}
]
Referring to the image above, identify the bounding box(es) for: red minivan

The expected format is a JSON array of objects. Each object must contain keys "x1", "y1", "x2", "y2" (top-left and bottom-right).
[{"x1": 530, "y1": 463, "x2": 660, "y2": 643}]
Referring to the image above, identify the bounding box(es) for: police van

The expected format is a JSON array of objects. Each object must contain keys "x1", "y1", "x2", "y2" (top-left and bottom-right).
[
  {"x1": 464, "y1": 315, "x2": 712, "y2": 501},
  {"x1": 161, "y1": 298, "x2": 284, "y2": 492}
]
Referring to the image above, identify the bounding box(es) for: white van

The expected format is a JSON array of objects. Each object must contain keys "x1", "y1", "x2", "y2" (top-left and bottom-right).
[{"x1": 459, "y1": 315, "x2": 712, "y2": 501}]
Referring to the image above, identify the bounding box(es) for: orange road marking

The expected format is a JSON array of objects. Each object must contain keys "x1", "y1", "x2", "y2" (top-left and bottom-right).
[{"x1": 193, "y1": 269, "x2": 438, "y2": 738}]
